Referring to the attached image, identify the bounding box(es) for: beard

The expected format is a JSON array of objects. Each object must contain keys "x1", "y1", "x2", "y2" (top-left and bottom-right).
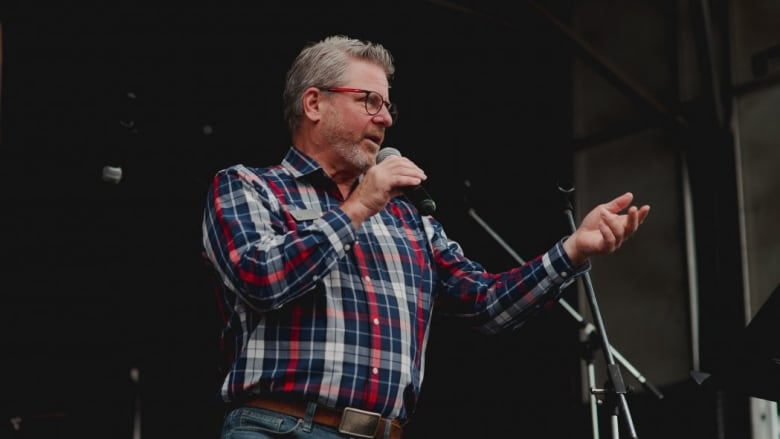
[
  {"x1": 332, "y1": 140, "x2": 373, "y2": 172},
  {"x1": 322, "y1": 112, "x2": 376, "y2": 173}
]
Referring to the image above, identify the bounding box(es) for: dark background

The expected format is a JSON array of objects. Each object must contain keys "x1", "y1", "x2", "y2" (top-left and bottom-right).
[{"x1": 1, "y1": 3, "x2": 776, "y2": 438}]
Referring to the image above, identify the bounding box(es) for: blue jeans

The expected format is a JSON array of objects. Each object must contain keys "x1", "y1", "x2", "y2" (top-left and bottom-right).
[{"x1": 220, "y1": 405, "x2": 395, "y2": 439}]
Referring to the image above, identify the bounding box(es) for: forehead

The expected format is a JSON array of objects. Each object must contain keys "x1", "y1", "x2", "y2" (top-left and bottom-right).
[{"x1": 343, "y1": 59, "x2": 390, "y2": 94}]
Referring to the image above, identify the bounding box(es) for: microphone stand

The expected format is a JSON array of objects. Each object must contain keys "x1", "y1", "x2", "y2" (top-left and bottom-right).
[
  {"x1": 558, "y1": 183, "x2": 637, "y2": 438},
  {"x1": 465, "y1": 182, "x2": 661, "y2": 438}
]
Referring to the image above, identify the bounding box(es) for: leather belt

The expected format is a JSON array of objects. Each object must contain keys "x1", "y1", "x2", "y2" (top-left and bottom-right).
[{"x1": 244, "y1": 397, "x2": 403, "y2": 439}]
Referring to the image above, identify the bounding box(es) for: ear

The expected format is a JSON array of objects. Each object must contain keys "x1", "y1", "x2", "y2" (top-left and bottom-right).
[{"x1": 302, "y1": 87, "x2": 325, "y2": 123}]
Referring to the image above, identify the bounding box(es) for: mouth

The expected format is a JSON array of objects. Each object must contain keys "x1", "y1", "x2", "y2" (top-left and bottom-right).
[{"x1": 366, "y1": 134, "x2": 383, "y2": 146}]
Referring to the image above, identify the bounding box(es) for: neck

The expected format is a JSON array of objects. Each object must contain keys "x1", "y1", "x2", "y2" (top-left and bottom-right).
[{"x1": 328, "y1": 168, "x2": 359, "y2": 199}]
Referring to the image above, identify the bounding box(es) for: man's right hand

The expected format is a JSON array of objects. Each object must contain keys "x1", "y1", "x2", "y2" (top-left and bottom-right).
[{"x1": 341, "y1": 155, "x2": 427, "y2": 227}]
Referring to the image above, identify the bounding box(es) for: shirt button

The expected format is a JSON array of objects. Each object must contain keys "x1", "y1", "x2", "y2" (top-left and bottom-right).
[
  {"x1": 372, "y1": 367, "x2": 379, "y2": 375},
  {"x1": 344, "y1": 244, "x2": 351, "y2": 251},
  {"x1": 561, "y1": 271, "x2": 568, "y2": 277},
  {"x1": 373, "y1": 318, "x2": 379, "y2": 325}
]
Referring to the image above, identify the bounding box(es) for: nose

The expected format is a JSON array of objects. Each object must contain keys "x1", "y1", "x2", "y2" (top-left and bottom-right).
[{"x1": 373, "y1": 107, "x2": 394, "y2": 127}]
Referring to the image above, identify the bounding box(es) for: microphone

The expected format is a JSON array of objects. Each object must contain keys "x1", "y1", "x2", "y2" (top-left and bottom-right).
[{"x1": 376, "y1": 147, "x2": 437, "y2": 215}]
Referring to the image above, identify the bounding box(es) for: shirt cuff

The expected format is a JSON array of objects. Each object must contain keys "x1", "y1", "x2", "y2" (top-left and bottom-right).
[{"x1": 547, "y1": 237, "x2": 591, "y2": 285}]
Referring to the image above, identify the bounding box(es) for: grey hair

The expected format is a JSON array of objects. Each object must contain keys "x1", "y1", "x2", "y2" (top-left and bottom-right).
[{"x1": 282, "y1": 35, "x2": 395, "y2": 133}]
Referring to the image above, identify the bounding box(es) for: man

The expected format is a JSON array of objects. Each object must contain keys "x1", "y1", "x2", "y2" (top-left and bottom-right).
[{"x1": 202, "y1": 34, "x2": 650, "y2": 439}]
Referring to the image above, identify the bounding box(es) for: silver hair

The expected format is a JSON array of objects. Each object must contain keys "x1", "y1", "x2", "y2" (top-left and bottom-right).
[{"x1": 282, "y1": 35, "x2": 395, "y2": 133}]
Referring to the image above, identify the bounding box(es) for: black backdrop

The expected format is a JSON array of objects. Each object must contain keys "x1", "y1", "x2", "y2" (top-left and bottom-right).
[{"x1": 0, "y1": 5, "x2": 590, "y2": 438}]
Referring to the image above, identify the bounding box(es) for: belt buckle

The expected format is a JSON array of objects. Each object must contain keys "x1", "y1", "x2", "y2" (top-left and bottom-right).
[{"x1": 338, "y1": 407, "x2": 381, "y2": 439}]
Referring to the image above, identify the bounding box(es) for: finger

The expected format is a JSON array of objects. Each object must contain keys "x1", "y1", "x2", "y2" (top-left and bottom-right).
[
  {"x1": 376, "y1": 157, "x2": 423, "y2": 179},
  {"x1": 624, "y1": 205, "x2": 639, "y2": 235},
  {"x1": 601, "y1": 210, "x2": 625, "y2": 244},
  {"x1": 599, "y1": 221, "x2": 617, "y2": 252},
  {"x1": 604, "y1": 192, "x2": 634, "y2": 213},
  {"x1": 637, "y1": 205, "x2": 651, "y2": 225},
  {"x1": 384, "y1": 157, "x2": 426, "y2": 179}
]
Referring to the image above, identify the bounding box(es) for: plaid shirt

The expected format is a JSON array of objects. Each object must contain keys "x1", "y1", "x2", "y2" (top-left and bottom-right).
[{"x1": 202, "y1": 147, "x2": 586, "y2": 420}]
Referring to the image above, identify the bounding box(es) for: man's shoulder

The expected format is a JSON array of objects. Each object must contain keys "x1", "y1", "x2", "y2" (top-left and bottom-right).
[{"x1": 218, "y1": 163, "x2": 287, "y2": 178}]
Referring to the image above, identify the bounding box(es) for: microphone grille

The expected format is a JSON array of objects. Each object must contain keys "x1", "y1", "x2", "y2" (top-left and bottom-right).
[{"x1": 376, "y1": 147, "x2": 401, "y2": 164}]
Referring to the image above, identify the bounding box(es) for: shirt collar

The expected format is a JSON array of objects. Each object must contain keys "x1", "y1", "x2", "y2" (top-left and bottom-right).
[
  {"x1": 281, "y1": 146, "x2": 363, "y2": 192},
  {"x1": 281, "y1": 146, "x2": 323, "y2": 178}
]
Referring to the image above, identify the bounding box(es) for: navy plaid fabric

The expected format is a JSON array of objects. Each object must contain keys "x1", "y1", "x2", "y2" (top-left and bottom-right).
[{"x1": 202, "y1": 147, "x2": 586, "y2": 420}]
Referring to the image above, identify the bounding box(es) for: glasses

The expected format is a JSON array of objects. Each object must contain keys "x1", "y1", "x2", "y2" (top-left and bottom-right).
[{"x1": 324, "y1": 87, "x2": 398, "y2": 121}]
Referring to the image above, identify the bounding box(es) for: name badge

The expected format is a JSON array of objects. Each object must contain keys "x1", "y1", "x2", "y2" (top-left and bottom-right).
[{"x1": 290, "y1": 208, "x2": 322, "y2": 222}]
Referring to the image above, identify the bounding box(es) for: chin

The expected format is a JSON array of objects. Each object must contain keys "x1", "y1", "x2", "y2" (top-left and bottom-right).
[
  {"x1": 361, "y1": 142, "x2": 379, "y2": 163},
  {"x1": 346, "y1": 147, "x2": 373, "y2": 172},
  {"x1": 366, "y1": 140, "x2": 381, "y2": 154}
]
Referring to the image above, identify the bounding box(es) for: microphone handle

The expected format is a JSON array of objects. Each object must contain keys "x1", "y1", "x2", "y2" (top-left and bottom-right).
[{"x1": 404, "y1": 185, "x2": 436, "y2": 215}]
